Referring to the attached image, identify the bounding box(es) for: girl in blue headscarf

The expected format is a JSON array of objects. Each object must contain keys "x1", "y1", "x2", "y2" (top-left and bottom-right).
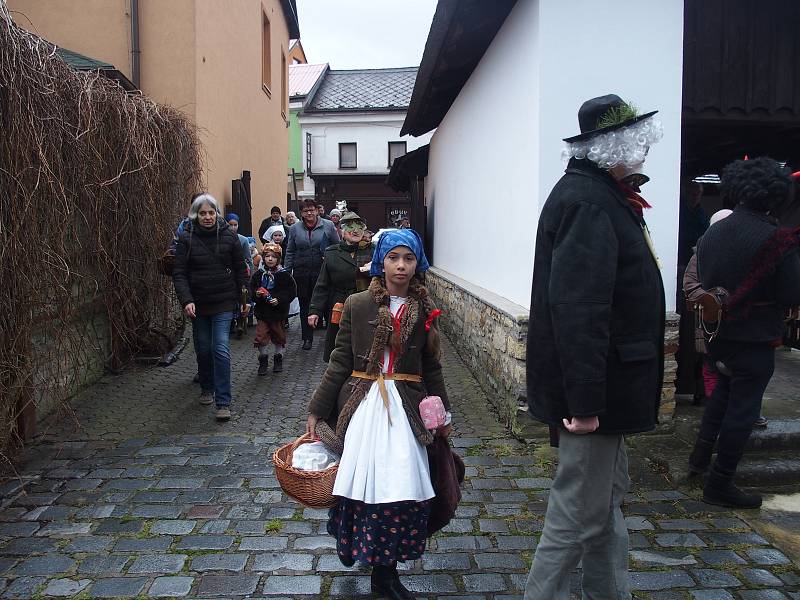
[{"x1": 306, "y1": 229, "x2": 453, "y2": 600}]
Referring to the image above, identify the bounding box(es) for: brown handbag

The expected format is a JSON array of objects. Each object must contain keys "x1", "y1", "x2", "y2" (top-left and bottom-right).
[{"x1": 426, "y1": 436, "x2": 465, "y2": 536}]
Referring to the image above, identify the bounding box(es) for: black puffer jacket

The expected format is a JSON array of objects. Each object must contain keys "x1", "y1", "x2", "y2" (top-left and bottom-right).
[
  {"x1": 172, "y1": 219, "x2": 247, "y2": 316},
  {"x1": 526, "y1": 158, "x2": 665, "y2": 435}
]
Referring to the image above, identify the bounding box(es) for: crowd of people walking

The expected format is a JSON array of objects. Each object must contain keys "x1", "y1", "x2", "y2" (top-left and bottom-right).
[{"x1": 167, "y1": 93, "x2": 800, "y2": 600}]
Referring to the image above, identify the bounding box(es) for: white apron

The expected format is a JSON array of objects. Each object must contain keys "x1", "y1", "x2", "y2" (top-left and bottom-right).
[{"x1": 332, "y1": 296, "x2": 435, "y2": 504}]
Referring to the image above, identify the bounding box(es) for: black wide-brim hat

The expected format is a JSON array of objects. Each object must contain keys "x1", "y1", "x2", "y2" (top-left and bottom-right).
[{"x1": 563, "y1": 94, "x2": 657, "y2": 143}]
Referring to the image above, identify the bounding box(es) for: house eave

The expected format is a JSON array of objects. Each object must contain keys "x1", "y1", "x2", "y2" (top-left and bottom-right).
[{"x1": 401, "y1": 0, "x2": 517, "y2": 137}]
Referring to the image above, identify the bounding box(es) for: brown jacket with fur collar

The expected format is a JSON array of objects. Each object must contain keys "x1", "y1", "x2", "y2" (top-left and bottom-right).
[{"x1": 308, "y1": 279, "x2": 449, "y2": 447}]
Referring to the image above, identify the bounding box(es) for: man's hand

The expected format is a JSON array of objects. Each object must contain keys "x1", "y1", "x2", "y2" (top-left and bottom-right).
[
  {"x1": 308, "y1": 315, "x2": 319, "y2": 328},
  {"x1": 562, "y1": 416, "x2": 599, "y2": 434},
  {"x1": 269, "y1": 298, "x2": 278, "y2": 306},
  {"x1": 184, "y1": 303, "x2": 196, "y2": 318},
  {"x1": 306, "y1": 414, "x2": 319, "y2": 439},
  {"x1": 241, "y1": 304, "x2": 250, "y2": 315}
]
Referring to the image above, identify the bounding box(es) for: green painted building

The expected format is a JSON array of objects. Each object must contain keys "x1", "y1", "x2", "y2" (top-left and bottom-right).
[{"x1": 287, "y1": 62, "x2": 328, "y2": 200}]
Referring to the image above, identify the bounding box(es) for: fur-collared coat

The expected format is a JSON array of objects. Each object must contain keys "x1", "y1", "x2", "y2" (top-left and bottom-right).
[{"x1": 308, "y1": 278, "x2": 449, "y2": 448}]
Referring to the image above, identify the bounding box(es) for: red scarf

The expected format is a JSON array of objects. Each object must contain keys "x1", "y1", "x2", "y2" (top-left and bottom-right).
[{"x1": 617, "y1": 181, "x2": 652, "y2": 217}]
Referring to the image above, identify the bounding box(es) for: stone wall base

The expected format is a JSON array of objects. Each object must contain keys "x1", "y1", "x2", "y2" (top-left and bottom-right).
[
  {"x1": 427, "y1": 267, "x2": 681, "y2": 429},
  {"x1": 426, "y1": 268, "x2": 528, "y2": 428}
]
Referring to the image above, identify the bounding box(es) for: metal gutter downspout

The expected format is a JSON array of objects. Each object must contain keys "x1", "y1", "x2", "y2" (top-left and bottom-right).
[{"x1": 130, "y1": 0, "x2": 140, "y2": 88}]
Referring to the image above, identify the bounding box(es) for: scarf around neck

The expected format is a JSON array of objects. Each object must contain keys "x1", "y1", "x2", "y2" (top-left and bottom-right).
[{"x1": 260, "y1": 264, "x2": 285, "y2": 290}]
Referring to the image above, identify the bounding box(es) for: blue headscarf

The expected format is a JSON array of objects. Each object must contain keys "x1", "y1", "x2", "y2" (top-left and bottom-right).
[
  {"x1": 369, "y1": 229, "x2": 430, "y2": 277},
  {"x1": 225, "y1": 212, "x2": 240, "y2": 222}
]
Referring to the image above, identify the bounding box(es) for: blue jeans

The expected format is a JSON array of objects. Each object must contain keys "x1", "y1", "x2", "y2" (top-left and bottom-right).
[{"x1": 193, "y1": 311, "x2": 234, "y2": 407}]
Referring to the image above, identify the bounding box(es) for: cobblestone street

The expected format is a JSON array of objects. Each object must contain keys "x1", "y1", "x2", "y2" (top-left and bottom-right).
[{"x1": 0, "y1": 320, "x2": 798, "y2": 599}]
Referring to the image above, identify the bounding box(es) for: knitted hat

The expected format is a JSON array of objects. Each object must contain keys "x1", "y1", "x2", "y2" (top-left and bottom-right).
[
  {"x1": 262, "y1": 243, "x2": 282, "y2": 257},
  {"x1": 329, "y1": 208, "x2": 342, "y2": 218},
  {"x1": 709, "y1": 209, "x2": 732, "y2": 226},
  {"x1": 270, "y1": 206, "x2": 281, "y2": 214},
  {"x1": 226, "y1": 212, "x2": 240, "y2": 223}
]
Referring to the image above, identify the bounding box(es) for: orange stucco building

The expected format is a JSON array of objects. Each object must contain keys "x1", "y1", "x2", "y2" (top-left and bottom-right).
[{"x1": 8, "y1": 0, "x2": 300, "y2": 233}]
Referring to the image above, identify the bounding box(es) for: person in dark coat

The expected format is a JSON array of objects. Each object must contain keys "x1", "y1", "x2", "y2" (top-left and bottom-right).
[
  {"x1": 523, "y1": 95, "x2": 665, "y2": 600},
  {"x1": 258, "y1": 205, "x2": 287, "y2": 242},
  {"x1": 284, "y1": 199, "x2": 340, "y2": 350},
  {"x1": 308, "y1": 212, "x2": 374, "y2": 361},
  {"x1": 688, "y1": 157, "x2": 800, "y2": 509},
  {"x1": 172, "y1": 193, "x2": 249, "y2": 421},
  {"x1": 250, "y1": 243, "x2": 297, "y2": 376}
]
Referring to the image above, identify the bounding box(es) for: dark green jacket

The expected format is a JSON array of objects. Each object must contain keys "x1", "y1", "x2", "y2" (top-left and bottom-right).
[{"x1": 309, "y1": 242, "x2": 374, "y2": 320}]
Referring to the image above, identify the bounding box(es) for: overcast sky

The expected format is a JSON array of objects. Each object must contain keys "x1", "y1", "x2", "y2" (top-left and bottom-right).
[{"x1": 295, "y1": 0, "x2": 438, "y2": 69}]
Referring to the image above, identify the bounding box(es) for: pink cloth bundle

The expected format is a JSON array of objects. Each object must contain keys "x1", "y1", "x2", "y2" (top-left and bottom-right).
[{"x1": 419, "y1": 395, "x2": 446, "y2": 430}]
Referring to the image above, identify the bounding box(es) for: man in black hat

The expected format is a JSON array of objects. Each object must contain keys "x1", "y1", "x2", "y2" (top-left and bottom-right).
[{"x1": 523, "y1": 94, "x2": 665, "y2": 599}]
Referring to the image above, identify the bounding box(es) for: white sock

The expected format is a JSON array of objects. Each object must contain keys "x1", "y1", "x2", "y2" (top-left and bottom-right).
[
  {"x1": 273, "y1": 344, "x2": 285, "y2": 355},
  {"x1": 258, "y1": 345, "x2": 269, "y2": 357}
]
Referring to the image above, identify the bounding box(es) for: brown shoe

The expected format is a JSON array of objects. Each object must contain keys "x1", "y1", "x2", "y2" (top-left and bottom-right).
[
  {"x1": 215, "y1": 407, "x2": 231, "y2": 421},
  {"x1": 199, "y1": 391, "x2": 214, "y2": 405}
]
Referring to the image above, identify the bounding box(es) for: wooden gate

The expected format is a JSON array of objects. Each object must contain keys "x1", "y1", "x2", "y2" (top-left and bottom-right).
[{"x1": 230, "y1": 170, "x2": 253, "y2": 237}]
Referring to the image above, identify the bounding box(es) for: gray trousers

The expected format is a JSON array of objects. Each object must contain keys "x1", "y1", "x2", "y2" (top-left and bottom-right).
[{"x1": 524, "y1": 431, "x2": 631, "y2": 600}]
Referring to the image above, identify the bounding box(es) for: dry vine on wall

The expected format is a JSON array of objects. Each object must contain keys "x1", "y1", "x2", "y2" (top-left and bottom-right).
[{"x1": 0, "y1": 4, "x2": 203, "y2": 462}]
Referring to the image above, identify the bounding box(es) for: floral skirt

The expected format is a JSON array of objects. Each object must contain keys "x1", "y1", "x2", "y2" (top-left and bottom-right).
[{"x1": 327, "y1": 498, "x2": 431, "y2": 567}]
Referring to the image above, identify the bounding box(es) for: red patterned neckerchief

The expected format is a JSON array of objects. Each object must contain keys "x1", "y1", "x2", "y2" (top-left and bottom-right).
[
  {"x1": 380, "y1": 302, "x2": 408, "y2": 374},
  {"x1": 616, "y1": 181, "x2": 652, "y2": 217}
]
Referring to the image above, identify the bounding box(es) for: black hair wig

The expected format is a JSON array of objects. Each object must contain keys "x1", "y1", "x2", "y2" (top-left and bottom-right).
[{"x1": 720, "y1": 157, "x2": 793, "y2": 215}]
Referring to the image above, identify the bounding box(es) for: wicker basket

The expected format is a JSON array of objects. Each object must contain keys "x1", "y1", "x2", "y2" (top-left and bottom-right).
[{"x1": 272, "y1": 433, "x2": 339, "y2": 509}]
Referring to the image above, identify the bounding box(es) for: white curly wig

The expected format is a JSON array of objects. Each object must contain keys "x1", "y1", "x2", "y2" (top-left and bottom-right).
[{"x1": 562, "y1": 116, "x2": 663, "y2": 169}]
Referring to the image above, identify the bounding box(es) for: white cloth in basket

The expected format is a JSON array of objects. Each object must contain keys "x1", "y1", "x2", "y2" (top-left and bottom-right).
[
  {"x1": 332, "y1": 296, "x2": 435, "y2": 504},
  {"x1": 291, "y1": 441, "x2": 339, "y2": 471}
]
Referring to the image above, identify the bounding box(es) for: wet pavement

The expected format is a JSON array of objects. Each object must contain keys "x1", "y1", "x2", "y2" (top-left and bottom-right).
[
  {"x1": 0, "y1": 319, "x2": 798, "y2": 599},
  {"x1": 762, "y1": 349, "x2": 800, "y2": 421}
]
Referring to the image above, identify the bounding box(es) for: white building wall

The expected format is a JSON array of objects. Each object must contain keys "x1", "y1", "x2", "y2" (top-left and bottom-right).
[
  {"x1": 299, "y1": 112, "x2": 434, "y2": 191},
  {"x1": 425, "y1": 0, "x2": 684, "y2": 310},
  {"x1": 426, "y1": 0, "x2": 541, "y2": 309}
]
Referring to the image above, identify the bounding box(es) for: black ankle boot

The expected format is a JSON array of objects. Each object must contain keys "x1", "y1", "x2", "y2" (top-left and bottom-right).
[
  {"x1": 703, "y1": 465, "x2": 762, "y2": 509},
  {"x1": 257, "y1": 355, "x2": 269, "y2": 376},
  {"x1": 371, "y1": 565, "x2": 415, "y2": 600},
  {"x1": 273, "y1": 354, "x2": 283, "y2": 373},
  {"x1": 688, "y1": 437, "x2": 715, "y2": 477}
]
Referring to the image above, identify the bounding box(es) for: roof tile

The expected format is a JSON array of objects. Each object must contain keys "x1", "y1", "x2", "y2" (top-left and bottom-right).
[{"x1": 306, "y1": 67, "x2": 418, "y2": 112}]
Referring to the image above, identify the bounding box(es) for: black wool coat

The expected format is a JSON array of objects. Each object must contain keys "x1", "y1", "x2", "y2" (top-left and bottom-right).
[
  {"x1": 526, "y1": 158, "x2": 665, "y2": 435},
  {"x1": 249, "y1": 268, "x2": 297, "y2": 322},
  {"x1": 172, "y1": 219, "x2": 248, "y2": 316}
]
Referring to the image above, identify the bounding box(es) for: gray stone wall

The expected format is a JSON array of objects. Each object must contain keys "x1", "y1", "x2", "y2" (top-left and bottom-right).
[
  {"x1": 660, "y1": 311, "x2": 681, "y2": 426},
  {"x1": 30, "y1": 308, "x2": 111, "y2": 425},
  {"x1": 427, "y1": 267, "x2": 682, "y2": 429},
  {"x1": 426, "y1": 268, "x2": 528, "y2": 427}
]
